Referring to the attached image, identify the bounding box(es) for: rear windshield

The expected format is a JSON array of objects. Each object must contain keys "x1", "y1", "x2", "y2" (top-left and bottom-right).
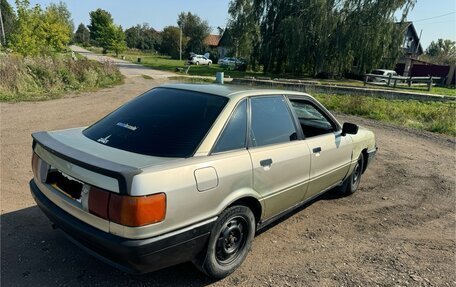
[{"x1": 83, "y1": 88, "x2": 228, "y2": 157}]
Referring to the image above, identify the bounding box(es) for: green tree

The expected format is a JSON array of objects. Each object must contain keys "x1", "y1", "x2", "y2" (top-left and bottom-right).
[
  {"x1": 73, "y1": 23, "x2": 90, "y2": 46},
  {"x1": 0, "y1": 0, "x2": 16, "y2": 45},
  {"x1": 423, "y1": 39, "x2": 456, "y2": 65},
  {"x1": 42, "y1": 2, "x2": 73, "y2": 52},
  {"x1": 177, "y1": 12, "x2": 210, "y2": 54},
  {"x1": 160, "y1": 25, "x2": 186, "y2": 59},
  {"x1": 226, "y1": 0, "x2": 260, "y2": 68},
  {"x1": 228, "y1": 0, "x2": 416, "y2": 76},
  {"x1": 108, "y1": 24, "x2": 126, "y2": 57},
  {"x1": 88, "y1": 8, "x2": 113, "y2": 52},
  {"x1": 9, "y1": 0, "x2": 72, "y2": 55},
  {"x1": 88, "y1": 9, "x2": 126, "y2": 55},
  {"x1": 125, "y1": 23, "x2": 161, "y2": 51}
]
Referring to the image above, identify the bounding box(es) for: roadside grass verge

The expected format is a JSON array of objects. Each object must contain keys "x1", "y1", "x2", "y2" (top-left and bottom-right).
[
  {"x1": 168, "y1": 76, "x2": 215, "y2": 83},
  {"x1": 317, "y1": 80, "x2": 456, "y2": 97},
  {"x1": 0, "y1": 54, "x2": 123, "y2": 102},
  {"x1": 314, "y1": 93, "x2": 456, "y2": 136}
]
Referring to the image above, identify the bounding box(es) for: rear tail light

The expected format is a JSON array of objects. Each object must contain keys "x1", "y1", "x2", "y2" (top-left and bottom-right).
[
  {"x1": 87, "y1": 186, "x2": 166, "y2": 227},
  {"x1": 108, "y1": 193, "x2": 166, "y2": 227},
  {"x1": 88, "y1": 186, "x2": 110, "y2": 220}
]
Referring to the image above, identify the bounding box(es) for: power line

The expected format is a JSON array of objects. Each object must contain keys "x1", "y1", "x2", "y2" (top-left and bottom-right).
[{"x1": 411, "y1": 11, "x2": 456, "y2": 22}]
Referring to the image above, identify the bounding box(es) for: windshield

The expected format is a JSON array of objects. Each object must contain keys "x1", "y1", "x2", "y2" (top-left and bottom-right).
[{"x1": 83, "y1": 88, "x2": 228, "y2": 157}]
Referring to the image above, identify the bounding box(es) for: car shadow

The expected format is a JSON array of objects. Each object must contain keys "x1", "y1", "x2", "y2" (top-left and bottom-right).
[
  {"x1": 1, "y1": 206, "x2": 217, "y2": 287},
  {"x1": 255, "y1": 187, "x2": 344, "y2": 236}
]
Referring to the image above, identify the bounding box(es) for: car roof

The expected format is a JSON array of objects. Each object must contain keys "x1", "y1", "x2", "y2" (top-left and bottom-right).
[{"x1": 159, "y1": 83, "x2": 312, "y2": 101}]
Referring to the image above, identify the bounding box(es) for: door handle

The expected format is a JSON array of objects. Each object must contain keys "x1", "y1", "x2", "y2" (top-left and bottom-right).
[
  {"x1": 312, "y1": 147, "x2": 322, "y2": 153},
  {"x1": 260, "y1": 159, "x2": 273, "y2": 167}
]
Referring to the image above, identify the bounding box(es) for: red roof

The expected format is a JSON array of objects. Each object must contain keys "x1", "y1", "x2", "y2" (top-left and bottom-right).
[{"x1": 204, "y1": 34, "x2": 221, "y2": 47}]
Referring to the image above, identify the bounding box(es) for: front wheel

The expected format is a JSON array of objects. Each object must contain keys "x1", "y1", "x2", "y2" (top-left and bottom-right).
[
  {"x1": 194, "y1": 205, "x2": 255, "y2": 279},
  {"x1": 208, "y1": 62, "x2": 212, "y2": 66},
  {"x1": 339, "y1": 154, "x2": 364, "y2": 195},
  {"x1": 196, "y1": 61, "x2": 200, "y2": 65}
]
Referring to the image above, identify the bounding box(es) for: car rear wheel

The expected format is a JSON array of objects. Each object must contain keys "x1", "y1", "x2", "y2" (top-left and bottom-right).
[
  {"x1": 194, "y1": 205, "x2": 255, "y2": 279},
  {"x1": 340, "y1": 154, "x2": 364, "y2": 195}
]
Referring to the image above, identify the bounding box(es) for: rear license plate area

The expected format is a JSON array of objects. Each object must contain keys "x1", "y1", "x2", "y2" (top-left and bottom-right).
[{"x1": 46, "y1": 169, "x2": 83, "y2": 201}]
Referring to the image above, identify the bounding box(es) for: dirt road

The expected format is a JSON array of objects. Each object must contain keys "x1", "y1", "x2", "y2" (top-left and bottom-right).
[
  {"x1": 69, "y1": 45, "x2": 176, "y2": 79},
  {"x1": 1, "y1": 76, "x2": 455, "y2": 287}
]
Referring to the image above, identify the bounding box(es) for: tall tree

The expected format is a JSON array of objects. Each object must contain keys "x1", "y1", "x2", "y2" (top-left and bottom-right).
[
  {"x1": 42, "y1": 2, "x2": 73, "y2": 52},
  {"x1": 88, "y1": 9, "x2": 125, "y2": 54},
  {"x1": 125, "y1": 23, "x2": 160, "y2": 51},
  {"x1": 108, "y1": 24, "x2": 126, "y2": 57},
  {"x1": 227, "y1": 0, "x2": 260, "y2": 68},
  {"x1": 88, "y1": 8, "x2": 113, "y2": 51},
  {"x1": 0, "y1": 0, "x2": 16, "y2": 45},
  {"x1": 228, "y1": 0, "x2": 416, "y2": 75},
  {"x1": 73, "y1": 23, "x2": 90, "y2": 46},
  {"x1": 9, "y1": 0, "x2": 73, "y2": 55},
  {"x1": 177, "y1": 12, "x2": 210, "y2": 54},
  {"x1": 160, "y1": 25, "x2": 186, "y2": 59},
  {"x1": 423, "y1": 39, "x2": 456, "y2": 65}
]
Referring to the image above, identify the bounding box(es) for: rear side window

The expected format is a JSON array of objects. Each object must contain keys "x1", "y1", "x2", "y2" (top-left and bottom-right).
[
  {"x1": 83, "y1": 88, "x2": 228, "y2": 157},
  {"x1": 212, "y1": 99, "x2": 247, "y2": 153},
  {"x1": 250, "y1": 96, "x2": 298, "y2": 147}
]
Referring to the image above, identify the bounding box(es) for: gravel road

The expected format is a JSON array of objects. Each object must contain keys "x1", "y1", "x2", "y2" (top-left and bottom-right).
[{"x1": 1, "y1": 75, "x2": 455, "y2": 287}]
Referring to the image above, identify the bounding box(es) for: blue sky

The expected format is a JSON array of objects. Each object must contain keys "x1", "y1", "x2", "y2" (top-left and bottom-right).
[{"x1": 21, "y1": 0, "x2": 456, "y2": 49}]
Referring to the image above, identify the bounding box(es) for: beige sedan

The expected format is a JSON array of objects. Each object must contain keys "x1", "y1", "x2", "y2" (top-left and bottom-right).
[{"x1": 30, "y1": 84, "x2": 377, "y2": 279}]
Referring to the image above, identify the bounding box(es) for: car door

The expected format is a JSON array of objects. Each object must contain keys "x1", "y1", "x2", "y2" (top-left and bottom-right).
[
  {"x1": 287, "y1": 98, "x2": 352, "y2": 199},
  {"x1": 247, "y1": 96, "x2": 311, "y2": 219}
]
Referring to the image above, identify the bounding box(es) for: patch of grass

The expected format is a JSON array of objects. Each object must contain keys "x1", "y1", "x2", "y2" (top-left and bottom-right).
[
  {"x1": 112, "y1": 51, "x2": 263, "y2": 78},
  {"x1": 0, "y1": 54, "x2": 123, "y2": 102},
  {"x1": 316, "y1": 79, "x2": 456, "y2": 96},
  {"x1": 168, "y1": 76, "x2": 215, "y2": 83},
  {"x1": 314, "y1": 93, "x2": 456, "y2": 136}
]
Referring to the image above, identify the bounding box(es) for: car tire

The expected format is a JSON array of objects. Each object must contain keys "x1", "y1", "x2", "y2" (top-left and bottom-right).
[
  {"x1": 340, "y1": 154, "x2": 364, "y2": 195},
  {"x1": 196, "y1": 61, "x2": 200, "y2": 65},
  {"x1": 194, "y1": 205, "x2": 255, "y2": 279},
  {"x1": 208, "y1": 62, "x2": 212, "y2": 66}
]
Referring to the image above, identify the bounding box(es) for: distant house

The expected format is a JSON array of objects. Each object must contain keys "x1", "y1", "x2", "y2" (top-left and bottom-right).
[
  {"x1": 204, "y1": 34, "x2": 221, "y2": 49},
  {"x1": 398, "y1": 22, "x2": 424, "y2": 57},
  {"x1": 395, "y1": 22, "x2": 425, "y2": 77},
  {"x1": 204, "y1": 34, "x2": 230, "y2": 59}
]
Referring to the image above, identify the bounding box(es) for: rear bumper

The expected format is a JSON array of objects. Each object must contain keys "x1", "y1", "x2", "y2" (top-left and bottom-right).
[{"x1": 30, "y1": 179, "x2": 213, "y2": 274}]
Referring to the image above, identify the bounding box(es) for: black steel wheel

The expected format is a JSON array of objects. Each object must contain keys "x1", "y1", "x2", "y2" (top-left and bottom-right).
[
  {"x1": 194, "y1": 205, "x2": 255, "y2": 279},
  {"x1": 339, "y1": 154, "x2": 364, "y2": 195}
]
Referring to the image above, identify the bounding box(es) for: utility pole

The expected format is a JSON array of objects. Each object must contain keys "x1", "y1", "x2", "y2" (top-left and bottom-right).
[
  {"x1": 0, "y1": 4, "x2": 6, "y2": 46},
  {"x1": 179, "y1": 25, "x2": 182, "y2": 61},
  {"x1": 415, "y1": 29, "x2": 423, "y2": 56}
]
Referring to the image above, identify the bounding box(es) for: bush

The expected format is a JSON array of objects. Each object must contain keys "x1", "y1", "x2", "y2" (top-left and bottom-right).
[{"x1": 0, "y1": 54, "x2": 123, "y2": 101}]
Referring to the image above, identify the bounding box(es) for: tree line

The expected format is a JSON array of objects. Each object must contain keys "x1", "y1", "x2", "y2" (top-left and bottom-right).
[
  {"x1": 1, "y1": 0, "x2": 453, "y2": 71},
  {"x1": 74, "y1": 10, "x2": 212, "y2": 59},
  {"x1": 1, "y1": 0, "x2": 213, "y2": 59}
]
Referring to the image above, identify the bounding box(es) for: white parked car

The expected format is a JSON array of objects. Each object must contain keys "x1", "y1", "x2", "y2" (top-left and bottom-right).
[
  {"x1": 188, "y1": 55, "x2": 212, "y2": 65},
  {"x1": 369, "y1": 69, "x2": 398, "y2": 82}
]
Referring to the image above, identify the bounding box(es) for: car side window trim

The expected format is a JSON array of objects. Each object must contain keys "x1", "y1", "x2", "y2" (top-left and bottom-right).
[
  {"x1": 246, "y1": 95, "x2": 300, "y2": 149},
  {"x1": 210, "y1": 99, "x2": 248, "y2": 155},
  {"x1": 286, "y1": 95, "x2": 341, "y2": 133},
  {"x1": 283, "y1": 95, "x2": 306, "y2": 140}
]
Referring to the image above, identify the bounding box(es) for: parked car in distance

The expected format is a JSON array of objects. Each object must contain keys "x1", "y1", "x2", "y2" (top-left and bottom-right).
[
  {"x1": 369, "y1": 69, "x2": 398, "y2": 82},
  {"x1": 218, "y1": 57, "x2": 245, "y2": 68},
  {"x1": 30, "y1": 84, "x2": 377, "y2": 279},
  {"x1": 188, "y1": 54, "x2": 212, "y2": 65}
]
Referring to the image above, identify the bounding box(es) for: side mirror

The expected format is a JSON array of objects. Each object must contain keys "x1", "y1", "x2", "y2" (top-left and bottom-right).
[{"x1": 342, "y1": 122, "x2": 359, "y2": 136}]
